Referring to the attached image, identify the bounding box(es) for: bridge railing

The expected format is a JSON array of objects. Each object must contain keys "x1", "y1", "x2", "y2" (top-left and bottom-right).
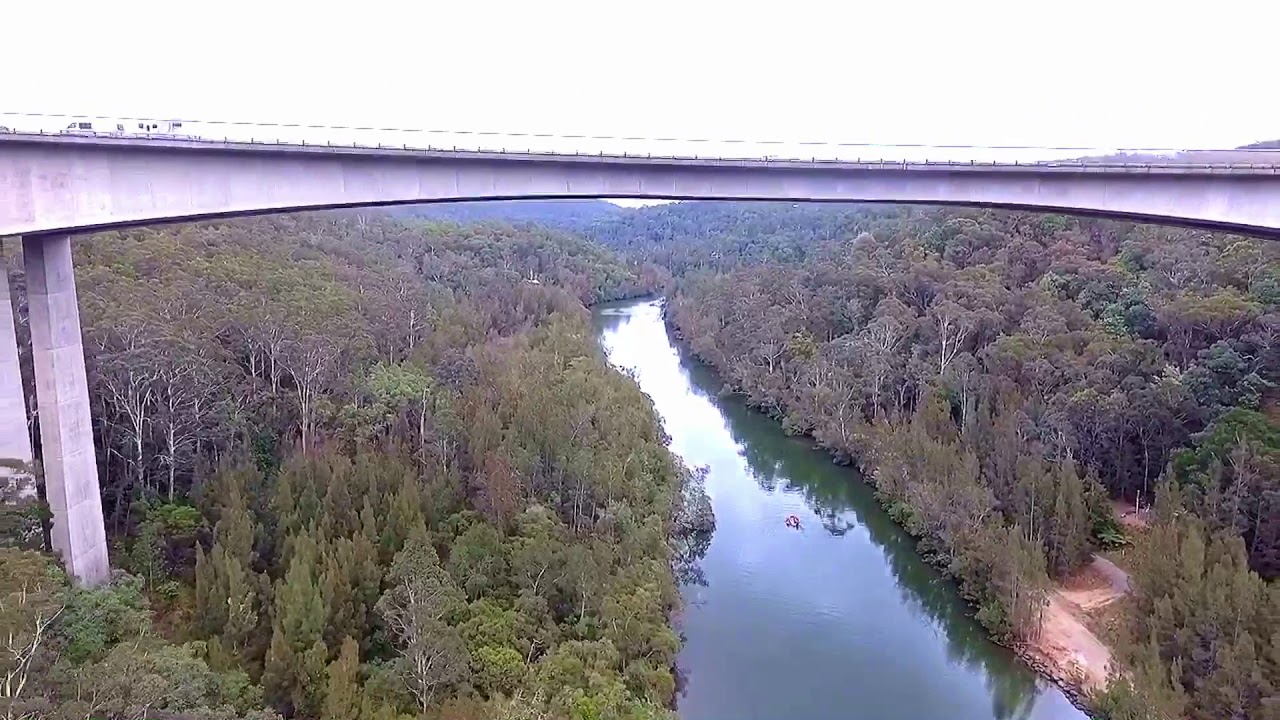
[{"x1": 4, "y1": 112, "x2": 1280, "y2": 167}]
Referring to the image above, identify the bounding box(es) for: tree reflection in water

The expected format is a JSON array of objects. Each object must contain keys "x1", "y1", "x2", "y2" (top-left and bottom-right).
[{"x1": 675, "y1": 324, "x2": 1045, "y2": 720}]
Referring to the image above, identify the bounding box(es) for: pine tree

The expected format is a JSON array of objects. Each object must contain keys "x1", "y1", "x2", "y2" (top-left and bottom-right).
[
  {"x1": 321, "y1": 469, "x2": 356, "y2": 541},
  {"x1": 382, "y1": 482, "x2": 427, "y2": 562},
  {"x1": 1104, "y1": 628, "x2": 1188, "y2": 720},
  {"x1": 321, "y1": 537, "x2": 363, "y2": 650},
  {"x1": 1150, "y1": 596, "x2": 1178, "y2": 659},
  {"x1": 217, "y1": 486, "x2": 258, "y2": 569},
  {"x1": 1001, "y1": 525, "x2": 1049, "y2": 641},
  {"x1": 351, "y1": 524, "x2": 383, "y2": 646},
  {"x1": 220, "y1": 544, "x2": 264, "y2": 658},
  {"x1": 197, "y1": 462, "x2": 265, "y2": 648},
  {"x1": 299, "y1": 638, "x2": 331, "y2": 718},
  {"x1": 1203, "y1": 632, "x2": 1267, "y2": 720},
  {"x1": 1174, "y1": 523, "x2": 1207, "y2": 624},
  {"x1": 1045, "y1": 458, "x2": 1089, "y2": 577},
  {"x1": 264, "y1": 533, "x2": 329, "y2": 715},
  {"x1": 1131, "y1": 484, "x2": 1186, "y2": 612},
  {"x1": 202, "y1": 458, "x2": 264, "y2": 528},
  {"x1": 359, "y1": 497, "x2": 380, "y2": 545},
  {"x1": 194, "y1": 544, "x2": 219, "y2": 636},
  {"x1": 272, "y1": 468, "x2": 298, "y2": 554},
  {"x1": 321, "y1": 637, "x2": 362, "y2": 720},
  {"x1": 296, "y1": 468, "x2": 323, "y2": 535}
]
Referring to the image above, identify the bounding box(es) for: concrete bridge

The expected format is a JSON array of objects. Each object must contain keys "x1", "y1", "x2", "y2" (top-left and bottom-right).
[
  {"x1": 6, "y1": 133, "x2": 1280, "y2": 238},
  {"x1": 4, "y1": 131, "x2": 1280, "y2": 584}
]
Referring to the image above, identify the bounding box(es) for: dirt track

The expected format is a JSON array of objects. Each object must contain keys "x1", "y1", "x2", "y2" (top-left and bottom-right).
[{"x1": 1025, "y1": 555, "x2": 1129, "y2": 692}]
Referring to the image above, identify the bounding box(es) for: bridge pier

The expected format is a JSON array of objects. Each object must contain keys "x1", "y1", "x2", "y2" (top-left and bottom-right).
[
  {"x1": 0, "y1": 248, "x2": 35, "y2": 485},
  {"x1": 22, "y1": 234, "x2": 108, "y2": 586}
]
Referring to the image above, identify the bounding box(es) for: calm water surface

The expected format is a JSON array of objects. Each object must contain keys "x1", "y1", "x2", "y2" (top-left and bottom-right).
[{"x1": 594, "y1": 299, "x2": 1087, "y2": 720}]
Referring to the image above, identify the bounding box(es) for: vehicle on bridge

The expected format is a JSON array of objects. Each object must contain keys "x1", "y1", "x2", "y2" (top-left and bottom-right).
[
  {"x1": 135, "y1": 120, "x2": 190, "y2": 137},
  {"x1": 61, "y1": 120, "x2": 126, "y2": 135},
  {"x1": 59, "y1": 119, "x2": 193, "y2": 139}
]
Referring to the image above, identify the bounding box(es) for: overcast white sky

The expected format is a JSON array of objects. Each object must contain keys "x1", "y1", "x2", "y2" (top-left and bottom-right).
[{"x1": 5, "y1": 1, "x2": 1277, "y2": 152}]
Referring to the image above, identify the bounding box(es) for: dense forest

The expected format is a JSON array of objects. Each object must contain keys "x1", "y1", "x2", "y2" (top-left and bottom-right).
[
  {"x1": 590, "y1": 202, "x2": 1279, "y2": 720},
  {"x1": 2, "y1": 214, "x2": 698, "y2": 720},
  {"x1": 375, "y1": 200, "x2": 624, "y2": 233},
  {"x1": 4, "y1": 198, "x2": 1277, "y2": 720}
]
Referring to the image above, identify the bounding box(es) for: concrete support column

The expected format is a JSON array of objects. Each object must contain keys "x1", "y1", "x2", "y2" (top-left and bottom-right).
[
  {"x1": 23, "y1": 234, "x2": 108, "y2": 586},
  {"x1": 0, "y1": 247, "x2": 35, "y2": 479}
]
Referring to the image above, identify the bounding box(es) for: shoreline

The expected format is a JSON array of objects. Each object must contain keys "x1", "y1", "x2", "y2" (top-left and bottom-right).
[
  {"x1": 1018, "y1": 646, "x2": 1096, "y2": 715},
  {"x1": 659, "y1": 305, "x2": 1103, "y2": 718}
]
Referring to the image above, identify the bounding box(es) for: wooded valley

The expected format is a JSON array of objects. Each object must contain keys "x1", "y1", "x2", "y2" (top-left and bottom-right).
[
  {"x1": 2, "y1": 214, "x2": 687, "y2": 720},
  {"x1": 608, "y1": 202, "x2": 1278, "y2": 720},
  {"x1": 2, "y1": 199, "x2": 1277, "y2": 720}
]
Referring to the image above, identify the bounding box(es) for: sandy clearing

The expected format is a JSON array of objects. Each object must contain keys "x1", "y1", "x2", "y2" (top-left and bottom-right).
[{"x1": 1024, "y1": 555, "x2": 1129, "y2": 692}]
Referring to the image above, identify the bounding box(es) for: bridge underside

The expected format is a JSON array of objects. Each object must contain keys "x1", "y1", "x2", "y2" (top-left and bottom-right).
[
  {"x1": 21, "y1": 194, "x2": 1277, "y2": 241},
  {"x1": 4, "y1": 135, "x2": 1280, "y2": 584},
  {"x1": 4, "y1": 135, "x2": 1280, "y2": 240}
]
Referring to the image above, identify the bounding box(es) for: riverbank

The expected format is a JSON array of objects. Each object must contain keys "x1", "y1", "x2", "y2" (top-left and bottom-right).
[
  {"x1": 1019, "y1": 555, "x2": 1129, "y2": 712},
  {"x1": 660, "y1": 306, "x2": 1113, "y2": 717},
  {"x1": 598, "y1": 299, "x2": 1085, "y2": 720}
]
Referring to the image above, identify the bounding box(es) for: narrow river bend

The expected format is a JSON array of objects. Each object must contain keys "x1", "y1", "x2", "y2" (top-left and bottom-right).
[{"x1": 595, "y1": 299, "x2": 1087, "y2": 720}]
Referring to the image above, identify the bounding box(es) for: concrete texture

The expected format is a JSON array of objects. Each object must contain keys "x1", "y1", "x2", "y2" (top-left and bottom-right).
[
  {"x1": 3, "y1": 134, "x2": 1280, "y2": 238},
  {"x1": 23, "y1": 233, "x2": 108, "y2": 586},
  {"x1": 0, "y1": 244, "x2": 34, "y2": 481}
]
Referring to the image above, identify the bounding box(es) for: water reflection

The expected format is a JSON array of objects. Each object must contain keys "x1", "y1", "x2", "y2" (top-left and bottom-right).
[
  {"x1": 594, "y1": 299, "x2": 1084, "y2": 720},
  {"x1": 671, "y1": 522, "x2": 713, "y2": 588},
  {"x1": 679, "y1": 344, "x2": 1054, "y2": 720}
]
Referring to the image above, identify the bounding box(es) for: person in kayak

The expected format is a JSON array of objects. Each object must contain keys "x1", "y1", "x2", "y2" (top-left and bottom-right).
[{"x1": 785, "y1": 514, "x2": 802, "y2": 529}]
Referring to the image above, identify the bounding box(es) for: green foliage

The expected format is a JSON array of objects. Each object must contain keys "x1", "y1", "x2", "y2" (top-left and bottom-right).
[
  {"x1": 9, "y1": 211, "x2": 693, "y2": 717},
  {"x1": 263, "y1": 536, "x2": 329, "y2": 716},
  {"x1": 58, "y1": 573, "x2": 152, "y2": 665},
  {"x1": 0, "y1": 549, "x2": 66, "y2": 714},
  {"x1": 47, "y1": 210, "x2": 656, "y2": 530},
  {"x1": 155, "y1": 578, "x2": 183, "y2": 602},
  {"x1": 474, "y1": 644, "x2": 528, "y2": 695},
  {"x1": 367, "y1": 361, "x2": 435, "y2": 408},
  {"x1": 1169, "y1": 408, "x2": 1280, "y2": 578},
  {"x1": 1121, "y1": 481, "x2": 1275, "y2": 719},
  {"x1": 320, "y1": 637, "x2": 362, "y2": 720},
  {"x1": 1092, "y1": 676, "x2": 1183, "y2": 720},
  {"x1": 1094, "y1": 524, "x2": 1129, "y2": 550},
  {"x1": 123, "y1": 500, "x2": 202, "y2": 591},
  {"x1": 460, "y1": 599, "x2": 532, "y2": 659},
  {"x1": 126, "y1": 517, "x2": 165, "y2": 588},
  {"x1": 638, "y1": 203, "x2": 1278, "y2": 714},
  {"x1": 1173, "y1": 408, "x2": 1280, "y2": 476},
  {"x1": 0, "y1": 549, "x2": 280, "y2": 719},
  {"x1": 1045, "y1": 459, "x2": 1091, "y2": 577},
  {"x1": 58, "y1": 640, "x2": 274, "y2": 719},
  {"x1": 375, "y1": 534, "x2": 470, "y2": 711},
  {"x1": 150, "y1": 502, "x2": 203, "y2": 533},
  {"x1": 195, "y1": 461, "x2": 268, "y2": 666},
  {"x1": 449, "y1": 522, "x2": 511, "y2": 600}
]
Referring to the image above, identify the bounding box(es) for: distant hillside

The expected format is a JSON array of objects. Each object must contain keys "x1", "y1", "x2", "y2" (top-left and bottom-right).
[
  {"x1": 1073, "y1": 138, "x2": 1280, "y2": 164},
  {"x1": 582, "y1": 200, "x2": 902, "y2": 274},
  {"x1": 378, "y1": 199, "x2": 625, "y2": 231}
]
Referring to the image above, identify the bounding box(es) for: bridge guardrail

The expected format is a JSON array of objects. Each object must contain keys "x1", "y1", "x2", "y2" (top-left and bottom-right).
[{"x1": 4, "y1": 111, "x2": 1280, "y2": 171}]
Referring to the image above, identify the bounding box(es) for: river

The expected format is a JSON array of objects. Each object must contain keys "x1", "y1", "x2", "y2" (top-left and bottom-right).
[{"x1": 594, "y1": 299, "x2": 1088, "y2": 720}]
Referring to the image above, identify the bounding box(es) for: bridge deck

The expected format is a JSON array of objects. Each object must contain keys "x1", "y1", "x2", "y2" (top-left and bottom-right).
[{"x1": 5, "y1": 131, "x2": 1280, "y2": 175}]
